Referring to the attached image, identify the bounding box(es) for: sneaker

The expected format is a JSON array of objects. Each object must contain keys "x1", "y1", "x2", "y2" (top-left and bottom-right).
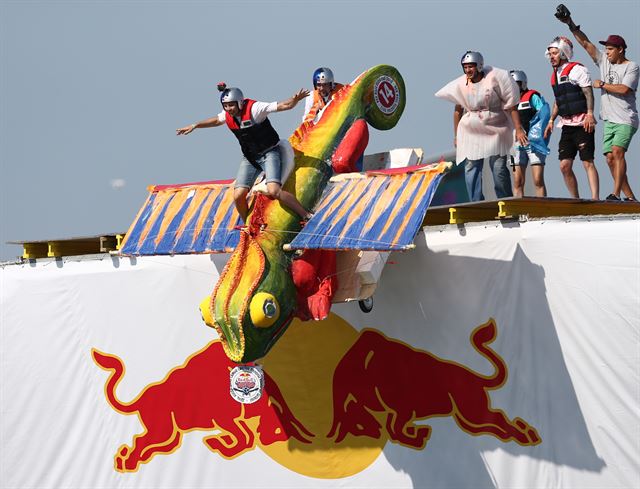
[
  {"x1": 605, "y1": 194, "x2": 621, "y2": 201},
  {"x1": 623, "y1": 197, "x2": 637, "y2": 202}
]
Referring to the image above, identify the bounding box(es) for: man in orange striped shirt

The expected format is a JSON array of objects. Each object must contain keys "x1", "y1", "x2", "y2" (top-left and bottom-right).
[{"x1": 303, "y1": 67, "x2": 344, "y2": 124}]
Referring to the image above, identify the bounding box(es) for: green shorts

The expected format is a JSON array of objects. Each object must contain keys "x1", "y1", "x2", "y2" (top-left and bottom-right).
[{"x1": 602, "y1": 121, "x2": 637, "y2": 154}]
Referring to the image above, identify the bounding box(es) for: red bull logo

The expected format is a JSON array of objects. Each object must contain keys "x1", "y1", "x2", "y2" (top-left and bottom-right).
[
  {"x1": 327, "y1": 319, "x2": 541, "y2": 448},
  {"x1": 91, "y1": 342, "x2": 312, "y2": 472},
  {"x1": 93, "y1": 315, "x2": 540, "y2": 478}
]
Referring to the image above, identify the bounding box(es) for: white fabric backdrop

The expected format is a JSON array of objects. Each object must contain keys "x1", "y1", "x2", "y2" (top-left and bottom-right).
[{"x1": 1, "y1": 216, "x2": 638, "y2": 488}]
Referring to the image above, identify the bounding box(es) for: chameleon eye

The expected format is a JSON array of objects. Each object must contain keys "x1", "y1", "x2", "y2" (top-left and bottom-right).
[
  {"x1": 198, "y1": 295, "x2": 215, "y2": 329},
  {"x1": 249, "y1": 292, "x2": 280, "y2": 328}
]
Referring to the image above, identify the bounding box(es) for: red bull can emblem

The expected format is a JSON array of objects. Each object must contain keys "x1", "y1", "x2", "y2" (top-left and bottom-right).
[{"x1": 230, "y1": 365, "x2": 264, "y2": 404}]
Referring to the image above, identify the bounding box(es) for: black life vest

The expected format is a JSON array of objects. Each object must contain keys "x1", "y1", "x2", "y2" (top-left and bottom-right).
[
  {"x1": 225, "y1": 99, "x2": 280, "y2": 164},
  {"x1": 550, "y1": 62, "x2": 588, "y2": 117},
  {"x1": 518, "y1": 90, "x2": 540, "y2": 133}
]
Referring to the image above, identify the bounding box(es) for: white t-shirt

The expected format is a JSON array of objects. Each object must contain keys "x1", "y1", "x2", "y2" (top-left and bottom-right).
[
  {"x1": 596, "y1": 50, "x2": 639, "y2": 128},
  {"x1": 217, "y1": 101, "x2": 278, "y2": 124},
  {"x1": 302, "y1": 93, "x2": 314, "y2": 122},
  {"x1": 554, "y1": 62, "x2": 592, "y2": 127}
]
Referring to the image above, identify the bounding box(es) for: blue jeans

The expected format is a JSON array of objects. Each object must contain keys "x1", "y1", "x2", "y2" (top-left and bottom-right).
[
  {"x1": 463, "y1": 155, "x2": 513, "y2": 202},
  {"x1": 234, "y1": 147, "x2": 282, "y2": 189}
]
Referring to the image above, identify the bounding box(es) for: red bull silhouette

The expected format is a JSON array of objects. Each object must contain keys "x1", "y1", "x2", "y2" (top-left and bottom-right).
[
  {"x1": 328, "y1": 319, "x2": 541, "y2": 448},
  {"x1": 92, "y1": 341, "x2": 313, "y2": 472}
]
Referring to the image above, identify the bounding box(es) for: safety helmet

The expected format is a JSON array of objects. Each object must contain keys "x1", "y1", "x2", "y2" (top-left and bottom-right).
[
  {"x1": 313, "y1": 67, "x2": 335, "y2": 88},
  {"x1": 510, "y1": 70, "x2": 528, "y2": 91},
  {"x1": 460, "y1": 51, "x2": 484, "y2": 72},
  {"x1": 217, "y1": 82, "x2": 244, "y2": 109},
  {"x1": 546, "y1": 36, "x2": 573, "y2": 61}
]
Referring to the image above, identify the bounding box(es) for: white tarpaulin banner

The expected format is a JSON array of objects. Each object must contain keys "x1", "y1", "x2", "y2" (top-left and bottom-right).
[{"x1": 1, "y1": 216, "x2": 638, "y2": 488}]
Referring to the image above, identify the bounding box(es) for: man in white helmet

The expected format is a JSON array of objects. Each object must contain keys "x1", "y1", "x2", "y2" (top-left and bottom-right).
[
  {"x1": 177, "y1": 83, "x2": 311, "y2": 222},
  {"x1": 543, "y1": 35, "x2": 600, "y2": 200},
  {"x1": 303, "y1": 67, "x2": 344, "y2": 124},
  {"x1": 435, "y1": 51, "x2": 528, "y2": 201},
  {"x1": 555, "y1": 4, "x2": 637, "y2": 202},
  {"x1": 509, "y1": 70, "x2": 551, "y2": 197}
]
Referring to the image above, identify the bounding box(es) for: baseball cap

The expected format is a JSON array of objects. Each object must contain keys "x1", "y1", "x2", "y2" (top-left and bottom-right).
[{"x1": 599, "y1": 35, "x2": 627, "y2": 49}]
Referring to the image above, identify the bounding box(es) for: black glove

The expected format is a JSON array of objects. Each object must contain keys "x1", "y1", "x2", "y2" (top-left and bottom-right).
[{"x1": 555, "y1": 4, "x2": 571, "y2": 21}]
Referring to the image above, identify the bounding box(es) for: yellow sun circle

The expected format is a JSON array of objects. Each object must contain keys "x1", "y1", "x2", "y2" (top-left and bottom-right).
[{"x1": 260, "y1": 313, "x2": 386, "y2": 479}]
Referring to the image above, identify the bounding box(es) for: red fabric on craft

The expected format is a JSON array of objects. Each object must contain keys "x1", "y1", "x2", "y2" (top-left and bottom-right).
[
  {"x1": 291, "y1": 249, "x2": 337, "y2": 321},
  {"x1": 332, "y1": 119, "x2": 369, "y2": 174}
]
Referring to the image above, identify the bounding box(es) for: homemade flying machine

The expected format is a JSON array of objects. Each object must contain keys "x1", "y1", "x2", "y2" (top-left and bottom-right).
[{"x1": 119, "y1": 65, "x2": 450, "y2": 367}]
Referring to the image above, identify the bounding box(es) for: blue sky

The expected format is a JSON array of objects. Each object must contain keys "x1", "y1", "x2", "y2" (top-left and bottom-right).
[{"x1": 1, "y1": 0, "x2": 638, "y2": 260}]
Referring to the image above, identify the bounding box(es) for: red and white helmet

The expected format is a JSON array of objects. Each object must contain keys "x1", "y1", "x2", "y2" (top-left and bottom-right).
[{"x1": 546, "y1": 36, "x2": 574, "y2": 60}]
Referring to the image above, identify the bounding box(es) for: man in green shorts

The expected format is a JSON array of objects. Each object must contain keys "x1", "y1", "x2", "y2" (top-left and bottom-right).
[{"x1": 558, "y1": 8, "x2": 638, "y2": 201}]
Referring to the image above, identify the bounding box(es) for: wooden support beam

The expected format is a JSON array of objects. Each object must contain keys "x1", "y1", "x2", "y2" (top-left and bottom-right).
[
  {"x1": 47, "y1": 240, "x2": 101, "y2": 258},
  {"x1": 99, "y1": 235, "x2": 119, "y2": 253},
  {"x1": 498, "y1": 199, "x2": 640, "y2": 219},
  {"x1": 10, "y1": 233, "x2": 126, "y2": 259},
  {"x1": 448, "y1": 206, "x2": 498, "y2": 224},
  {"x1": 422, "y1": 208, "x2": 451, "y2": 226},
  {"x1": 426, "y1": 197, "x2": 640, "y2": 228},
  {"x1": 22, "y1": 243, "x2": 48, "y2": 259}
]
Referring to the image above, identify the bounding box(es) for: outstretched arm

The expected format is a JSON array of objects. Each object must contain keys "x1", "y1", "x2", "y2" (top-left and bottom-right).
[
  {"x1": 176, "y1": 117, "x2": 224, "y2": 135},
  {"x1": 277, "y1": 89, "x2": 311, "y2": 112},
  {"x1": 558, "y1": 14, "x2": 599, "y2": 63},
  {"x1": 569, "y1": 25, "x2": 599, "y2": 64}
]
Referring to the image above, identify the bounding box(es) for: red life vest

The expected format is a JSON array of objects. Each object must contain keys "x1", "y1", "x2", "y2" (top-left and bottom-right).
[
  {"x1": 549, "y1": 62, "x2": 582, "y2": 86},
  {"x1": 520, "y1": 90, "x2": 540, "y2": 103},
  {"x1": 518, "y1": 90, "x2": 540, "y2": 132},
  {"x1": 225, "y1": 99, "x2": 280, "y2": 163},
  {"x1": 550, "y1": 62, "x2": 588, "y2": 117}
]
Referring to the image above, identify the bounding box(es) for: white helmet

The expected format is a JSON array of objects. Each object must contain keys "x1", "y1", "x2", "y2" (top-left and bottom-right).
[
  {"x1": 217, "y1": 82, "x2": 244, "y2": 109},
  {"x1": 313, "y1": 67, "x2": 335, "y2": 88},
  {"x1": 546, "y1": 36, "x2": 573, "y2": 61},
  {"x1": 461, "y1": 51, "x2": 484, "y2": 72},
  {"x1": 510, "y1": 70, "x2": 528, "y2": 90}
]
